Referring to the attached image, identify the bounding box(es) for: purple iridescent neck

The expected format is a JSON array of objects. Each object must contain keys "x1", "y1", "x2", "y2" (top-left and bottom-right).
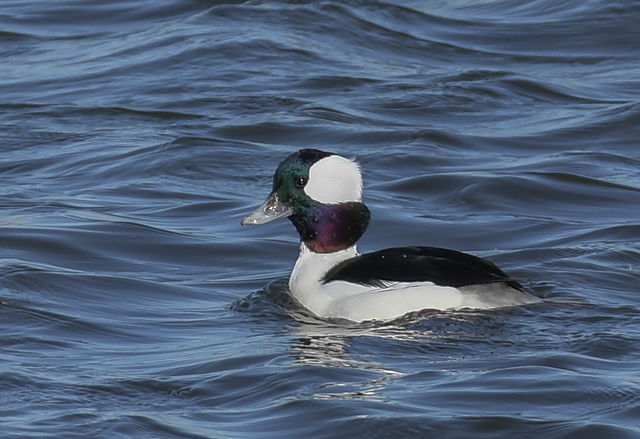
[{"x1": 289, "y1": 202, "x2": 370, "y2": 253}]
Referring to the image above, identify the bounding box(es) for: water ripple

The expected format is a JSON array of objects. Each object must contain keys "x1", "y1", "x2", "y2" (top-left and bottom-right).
[{"x1": 2, "y1": 0, "x2": 640, "y2": 437}]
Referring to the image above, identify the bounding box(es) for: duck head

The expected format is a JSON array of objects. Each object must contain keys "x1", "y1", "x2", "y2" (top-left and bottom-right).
[{"x1": 242, "y1": 149, "x2": 370, "y2": 253}]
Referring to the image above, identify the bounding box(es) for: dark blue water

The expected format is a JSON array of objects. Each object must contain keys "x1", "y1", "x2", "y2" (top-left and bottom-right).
[{"x1": 2, "y1": 1, "x2": 640, "y2": 437}]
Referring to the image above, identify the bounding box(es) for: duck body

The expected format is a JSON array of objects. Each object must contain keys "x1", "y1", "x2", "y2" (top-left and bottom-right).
[{"x1": 242, "y1": 149, "x2": 539, "y2": 322}]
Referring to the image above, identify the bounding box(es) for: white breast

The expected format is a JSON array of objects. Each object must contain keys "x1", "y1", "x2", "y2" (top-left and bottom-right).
[{"x1": 289, "y1": 243, "x2": 363, "y2": 316}]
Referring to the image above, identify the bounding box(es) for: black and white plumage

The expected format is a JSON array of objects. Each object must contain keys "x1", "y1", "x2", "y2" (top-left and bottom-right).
[
  {"x1": 323, "y1": 246, "x2": 523, "y2": 290},
  {"x1": 242, "y1": 149, "x2": 539, "y2": 322}
]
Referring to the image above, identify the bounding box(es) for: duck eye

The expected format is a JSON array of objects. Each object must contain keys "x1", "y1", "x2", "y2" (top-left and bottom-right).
[{"x1": 295, "y1": 176, "x2": 307, "y2": 188}]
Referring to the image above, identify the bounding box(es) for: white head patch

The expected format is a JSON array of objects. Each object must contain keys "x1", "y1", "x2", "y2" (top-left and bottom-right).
[{"x1": 304, "y1": 155, "x2": 363, "y2": 203}]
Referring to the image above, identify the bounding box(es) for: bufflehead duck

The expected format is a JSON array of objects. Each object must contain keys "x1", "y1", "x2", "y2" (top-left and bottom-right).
[{"x1": 242, "y1": 149, "x2": 539, "y2": 322}]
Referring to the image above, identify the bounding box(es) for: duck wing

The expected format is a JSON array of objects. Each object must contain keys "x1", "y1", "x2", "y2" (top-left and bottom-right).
[{"x1": 322, "y1": 246, "x2": 523, "y2": 290}]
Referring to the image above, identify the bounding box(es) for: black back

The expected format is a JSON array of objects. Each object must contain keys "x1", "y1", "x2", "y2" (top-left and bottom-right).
[{"x1": 322, "y1": 246, "x2": 523, "y2": 290}]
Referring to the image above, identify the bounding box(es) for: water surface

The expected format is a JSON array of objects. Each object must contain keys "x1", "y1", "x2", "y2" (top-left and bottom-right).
[{"x1": 1, "y1": 1, "x2": 640, "y2": 437}]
